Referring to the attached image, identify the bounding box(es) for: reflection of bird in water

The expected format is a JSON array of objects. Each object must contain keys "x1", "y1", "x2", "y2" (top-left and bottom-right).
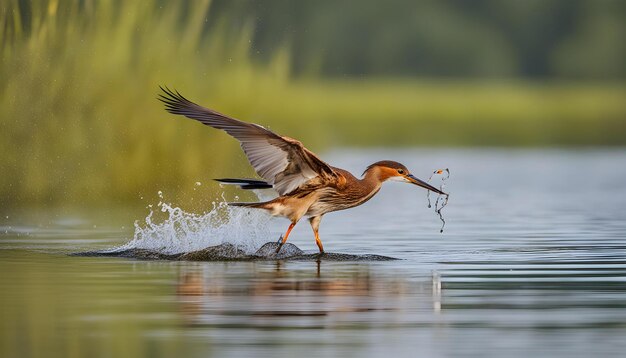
[
  {"x1": 176, "y1": 264, "x2": 408, "y2": 301},
  {"x1": 159, "y1": 87, "x2": 447, "y2": 253},
  {"x1": 174, "y1": 266, "x2": 409, "y2": 321}
]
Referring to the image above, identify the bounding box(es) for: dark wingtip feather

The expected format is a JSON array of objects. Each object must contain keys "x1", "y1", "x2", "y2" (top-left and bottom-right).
[{"x1": 157, "y1": 85, "x2": 190, "y2": 115}]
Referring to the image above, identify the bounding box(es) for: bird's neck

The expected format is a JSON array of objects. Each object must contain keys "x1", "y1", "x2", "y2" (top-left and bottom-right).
[{"x1": 360, "y1": 167, "x2": 386, "y2": 194}]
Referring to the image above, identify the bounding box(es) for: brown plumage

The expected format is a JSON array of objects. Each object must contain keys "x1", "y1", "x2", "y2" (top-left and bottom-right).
[{"x1": 159, "y1": 87, "x2": 447, "y2": 253}]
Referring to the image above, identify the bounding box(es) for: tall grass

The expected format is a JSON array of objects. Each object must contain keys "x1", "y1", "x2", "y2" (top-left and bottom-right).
[
  {"x1": 1, "y1": 0, "x2": 625, "y2": 207},
  {"x1": 1, "y1": 0, "x2": 295, "y2": 206}
]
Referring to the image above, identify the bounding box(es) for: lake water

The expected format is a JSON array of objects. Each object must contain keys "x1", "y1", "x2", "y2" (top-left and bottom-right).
[{"x1": 2, "y1": 149, "x2": 626, "y2": 358}]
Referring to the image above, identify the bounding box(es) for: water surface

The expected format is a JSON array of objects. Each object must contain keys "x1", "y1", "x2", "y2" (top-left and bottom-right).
[{"x1": 2, "y1": 149, "x2": 626, "y2": 358}]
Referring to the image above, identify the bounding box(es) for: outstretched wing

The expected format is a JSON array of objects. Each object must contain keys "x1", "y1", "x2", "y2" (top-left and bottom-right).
[{"x1": 158, "y1": 87, "x2": 338, "y2": 195}]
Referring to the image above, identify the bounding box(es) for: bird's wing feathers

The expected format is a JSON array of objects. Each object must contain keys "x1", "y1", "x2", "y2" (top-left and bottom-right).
[{"x1": 158, "y1": 87, "x2": 338, "y2": 195}]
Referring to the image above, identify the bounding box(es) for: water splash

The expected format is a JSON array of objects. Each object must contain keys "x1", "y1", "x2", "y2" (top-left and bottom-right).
[{"x1": 114, "y1": 193, "x2": 271, "y2": 255}]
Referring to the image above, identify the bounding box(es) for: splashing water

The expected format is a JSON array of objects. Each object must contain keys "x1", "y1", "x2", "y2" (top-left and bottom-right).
[{"x1": 114, "y1": 193, "x2": 271, "y2": 255}]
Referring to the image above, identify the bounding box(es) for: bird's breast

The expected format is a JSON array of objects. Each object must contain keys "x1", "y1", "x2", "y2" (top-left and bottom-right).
[{"x1": 306, "y1": 185, "x2": 381, "y2": 216}]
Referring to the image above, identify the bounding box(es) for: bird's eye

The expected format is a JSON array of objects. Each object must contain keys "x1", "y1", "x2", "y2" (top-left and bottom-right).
[{"x1": 397, "y1": 169, "x2": 405, "y2": 174}]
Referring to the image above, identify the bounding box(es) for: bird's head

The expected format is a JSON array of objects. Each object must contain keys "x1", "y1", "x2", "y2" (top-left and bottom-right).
[{"x1": 364, "y1": 160, "x2": 447, "y2": 195}]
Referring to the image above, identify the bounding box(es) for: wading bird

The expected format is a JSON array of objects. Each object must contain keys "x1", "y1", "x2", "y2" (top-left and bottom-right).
[{"x1": 159, "y1": 87, "x2": 447, "y2": 254}]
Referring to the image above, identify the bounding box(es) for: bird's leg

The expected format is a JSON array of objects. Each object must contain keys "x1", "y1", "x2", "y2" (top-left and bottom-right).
[
  {"x1": 314, "y1": 232, "x2": 324, "y2": 254},
  {"x1": 309, "y1": 216, "x2": 324, "y2": 254},
  {"x1": 275, "y1": 222, "x2": 296, "y2": 253}
]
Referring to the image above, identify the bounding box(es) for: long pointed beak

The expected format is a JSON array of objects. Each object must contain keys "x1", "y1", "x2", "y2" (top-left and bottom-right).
[{"x1": 407, "y1": 174, "x2": 447, "y2": 195}]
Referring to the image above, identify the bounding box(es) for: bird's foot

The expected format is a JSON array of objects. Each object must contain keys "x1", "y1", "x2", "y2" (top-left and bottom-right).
[
  {"x1": 275, "y1": 244, "x2": 284, "y2": 254},
  {"x1": 275, "y1": 235, "x2": 284, "y2": 253}
]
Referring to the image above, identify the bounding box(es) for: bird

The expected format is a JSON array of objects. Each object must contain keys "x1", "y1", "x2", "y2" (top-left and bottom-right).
[{"x1": 158, "y1": 87, "x2": 447, "y2": 254}]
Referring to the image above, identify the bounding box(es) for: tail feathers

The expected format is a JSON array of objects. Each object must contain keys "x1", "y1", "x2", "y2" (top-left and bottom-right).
[
  {"x1": 215, "y1": 178, "x2": 273, "y2": 190},
  {"x1": 227, "y1": 201, "x2": 268, "y2": 208}
]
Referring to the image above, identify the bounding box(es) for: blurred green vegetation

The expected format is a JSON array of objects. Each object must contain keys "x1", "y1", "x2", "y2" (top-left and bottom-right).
[
  {"x1": 212, "y1": 0, "x2": 626, "y2": 79},
  {"x1": 1, "y1": 0, "x2": 625, "y2": 206}
]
